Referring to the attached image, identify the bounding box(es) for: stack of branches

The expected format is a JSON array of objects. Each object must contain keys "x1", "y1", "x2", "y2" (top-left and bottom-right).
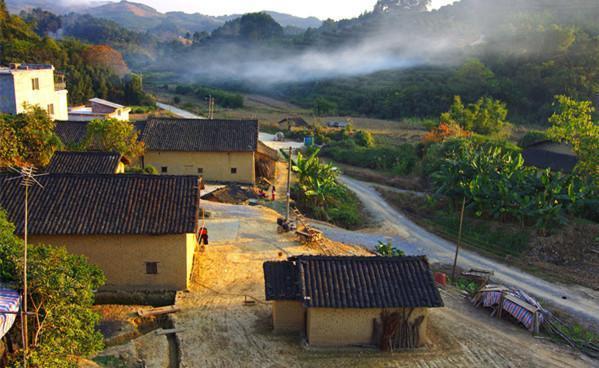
[
  {"x1": 543, "y1": 315, "x2": 599, "y2": 359},
  {"x1": 256, "y1": 158, "x2": 275, "y2": 179},
  {"x1": 379, "y1": 309, "x2": 424, "y2": 351}
]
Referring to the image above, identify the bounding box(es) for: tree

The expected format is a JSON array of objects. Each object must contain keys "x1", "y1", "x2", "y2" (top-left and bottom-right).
[
  {"x1": 313, "y1": 97, "x2": 337, "y2": 116},
  {"x1": 354, "y1": 130, "x2": 375, "y2": 147},
  {"x1": 123, "y1": 74, "x2": 155, "y2": 106},
  {"x1": 0, "y1": 210, "x2": 105, "y2": 367},
  {"x1": 422, "y1": 122, "x2": 471, "y2": 143},
  {"x1": 82, "y1": 118, "x2": 144, "y2": 158},
  {"x1": 82, "y1": 45, "x2": 129, "y2": 77},
  {"x1": 441, "y1": 96, "x2": 511, "y2": 136},
  {"x1": 20, "y1": 8, "x2": 62, "y2": 36},
  {"x1": 547, "y1": 95, "x2": 599, "y2": 176},
  {"x1": 0, "y1": 106, "x2": 62, "y2": 167}
]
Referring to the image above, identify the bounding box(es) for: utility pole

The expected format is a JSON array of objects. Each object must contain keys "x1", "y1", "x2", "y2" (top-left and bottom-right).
[
  {"x1": 285, "y1": 147, "x2": 292, "y2": 221},
  {"x1": 451, "y1": 197, "x2": 467, "y2": 283},
  {"x1": 9, "y1": 166, "x2": 44, "y2": 368}
]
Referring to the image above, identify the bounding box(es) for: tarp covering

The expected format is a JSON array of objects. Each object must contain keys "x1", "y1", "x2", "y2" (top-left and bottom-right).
[{"x1": 0, "y1": 289, "x2": 20, "y2": 339}]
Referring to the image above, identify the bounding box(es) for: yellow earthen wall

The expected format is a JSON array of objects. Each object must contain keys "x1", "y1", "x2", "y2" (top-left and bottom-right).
[
  {"x1": 272, "y1": 301, "x2": 305, "y2": 332},
  {"x1": 143, "y1": 151, "x2": 255, "y2": 183},
  {"x1": 30, "y1": 234, "x2": 197, "y2": 290},
  {"x1": 306, "y1": 307, "x2": 429, "y2": 347}
]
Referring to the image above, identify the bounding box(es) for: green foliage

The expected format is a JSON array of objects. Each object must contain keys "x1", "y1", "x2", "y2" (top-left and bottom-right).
[
  {"x1": 441, "y1": 96, "x2": 511, "y2": 136},
  {"x1": 455, "y1": 278, "x2": 479, "y2": 295},
  {"x1": 288, "y1": 148, "x2": 363, "y2": 228},
  {"x1": 211, "y1": 12, "x2": 284, "y2": 42},
  {"x1": 0, "y1": 10, "x2": 153, "y2": 105},
  {"x1": 125, "y1": 165, "x2": 158, "y2": 175},
  {"x1": 82, "y1": 118, "x2": 144, "y2": 158},
  {"x1": 174, "y1": 84, "x2": 243, "y2": 108},
  {"x1": 547, "y1": 95, "x2": 599, "y2": 176},
  {"x1": 0, "y1": 106, "x2": 62, "y2": 167},
  {"x1": 518, "y1": 130, "x2": 549, "y2": 148},
  {"x1": 354, "y1": 130, "x2": 375, "y2": 147},
  {"x1": 375, "y1": 240, "x2": 405, "y2": 257},
  {"x1": 0, "y1": 210, "x2": 105, "y2": 367},
  {"x1": 313, "y1": 97, "x2": 337, "y2": 116},
  {"x1": 324, "y1": 142, "x2": 418, "y2": 176},
  {"x1": 426, "y1": 138, "x2": 598, "y2": 233}
]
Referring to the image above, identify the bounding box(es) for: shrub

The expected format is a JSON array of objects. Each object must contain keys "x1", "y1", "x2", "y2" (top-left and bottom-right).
[{"x1": 518, "y1": 130, "x2": 549, "y2": 148}]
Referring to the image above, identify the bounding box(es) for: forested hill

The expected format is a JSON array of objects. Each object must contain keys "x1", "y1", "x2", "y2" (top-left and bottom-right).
[
  {"x1": 8, "y1": 0, "x2": 599, "y2": 125},
  {"x1": 0, "y1": 0, "x2": 154, "y2": 106}
]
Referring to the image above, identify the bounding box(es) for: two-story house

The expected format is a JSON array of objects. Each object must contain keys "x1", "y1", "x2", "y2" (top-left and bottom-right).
[{"x1": 0, "y1": 63, "x2": 68, "y2": 120}]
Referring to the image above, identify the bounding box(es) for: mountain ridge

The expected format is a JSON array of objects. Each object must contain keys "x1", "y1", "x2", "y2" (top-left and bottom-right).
[{"x1": 7, "y1": 0, "x2": 323, "y2": 36}]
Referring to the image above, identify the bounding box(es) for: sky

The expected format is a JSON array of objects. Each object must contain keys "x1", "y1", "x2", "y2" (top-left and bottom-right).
[{"x1": 81, "y1": 0, "x2": 459, "y2": 20}]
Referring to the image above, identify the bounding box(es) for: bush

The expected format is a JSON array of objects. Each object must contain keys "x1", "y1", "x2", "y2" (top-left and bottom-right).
[
  {"x1": 518, "y1": 130, "x2": 549, "y2": 148},
  {"x1": 323, "y1": 143, "x2": 418, "y2": 175}
]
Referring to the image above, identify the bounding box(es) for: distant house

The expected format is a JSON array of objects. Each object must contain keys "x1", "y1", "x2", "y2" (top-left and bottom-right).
[
  {"x1": 140, "y1": 118, "x2": 260, "y2": 183},
  {"x1": 0, "y1": 174, "x2": 200, "y2": 290},
  {"x1": 47, "y1": 151, "x2": 128, "y2": 174},
  {"x1": 0, "y1": 63, "x2": 68, "y2": 120},
  {"x1": 278, "y1": 117, "x2": 309, "y2": 130},
  {"x1": 522, "y1": 140, "x2": 578, "y2": 173},
  {"x1": 326, "y1": 120, "x2": 349, "y2": 128},
  {"x1": 263, "y1": 256, "x2": 443, "y2": 348},
  {"x1": 68, "y1": 98, "x2": 131, "y2": 122}
]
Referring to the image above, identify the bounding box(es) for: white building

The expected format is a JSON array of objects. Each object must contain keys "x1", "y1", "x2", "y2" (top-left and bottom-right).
[
  {"x1": 68, "y1": 98, "x2": 131, "y2": 122},
  {"x1": 0, "y1": 63, "x2": 68, "y2": 120}
]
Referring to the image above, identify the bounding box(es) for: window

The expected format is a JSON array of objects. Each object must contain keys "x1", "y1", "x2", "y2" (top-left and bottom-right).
[
  {"x1": 47, "y1": 104, "x2": 54, "y2": 116},
  {"x1": 230, "y1": 168, "x2": 237, "y2": 174},
  {"x1": 197, "y1": 168, "x2": 204, "y2": 174},
  {"x1": 117, "y1": 110, "x2": 121, "y2": 116},
  {"x1": 31, "y1": 78, "x2": 40, "y2": 91},
  {"x1": 161, "y1": 166, "x2": 168, "y2": 173},
  {"x1": 145, "y1": 262, "x2": 158, "y2": 275}
]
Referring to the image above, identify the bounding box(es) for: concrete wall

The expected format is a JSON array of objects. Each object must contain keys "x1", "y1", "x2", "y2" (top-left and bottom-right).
[
  {"x1": 0, "y1": 69, "x2": 68, "y2": 120},
  {"x1": 30, "y1": 233, "x2": 197, "y2": 290},
  {"x1": 306, "y1": 307, "x2": 429, "y2": 347},
  {"x1": 272, "y1": 301, "x2": 305, "y2": 333},
  {"x1": 144, "y1": 151, "x2": 255, "y2": 183}
]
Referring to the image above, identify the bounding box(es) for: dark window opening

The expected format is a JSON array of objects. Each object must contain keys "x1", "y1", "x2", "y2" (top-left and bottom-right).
[
  {"x1": 31, "y1": 78, "x2": 40, "y2": 90},
  {"x1": 197, "y1": 168, "x2": 203, "y2": 174},
  {"x1": 161, "y1": 166, "x2": 168, "y2": 173},
  {"x1": 145, "y1": 262, "x2": 158, "y2": 275},
  {"x1": 47, "y1": 104, "x2": 54, "y2": 115},
  {"x1": 230, "y1": 168, "x2": 237, "y2": 174}
]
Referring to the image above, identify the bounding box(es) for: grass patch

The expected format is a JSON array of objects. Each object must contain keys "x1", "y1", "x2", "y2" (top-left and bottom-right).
[
  {"x1": 379, "y1": 190, "x2": 531, "y2": 258},
  {"x1": 293, "y1": 184, "x2": 367, "y2": 230}
]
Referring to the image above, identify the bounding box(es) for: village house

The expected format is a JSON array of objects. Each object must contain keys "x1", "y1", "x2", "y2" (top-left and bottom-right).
[
  {"x1": 47, "y1": 151, "x2": 128, "y2": 174},
  {"x1": 68, "y1": 98, "x2": 131, "y2": 122},
  {"x1": 0, "y1": 63, "x2": 68, "y2": 120},
  {"x1": 140, "y1": 118, "x2": 260, "y2": 183},
  {"x1": 263, "y1": 256, "x2": 443, "y2": 348},
  {"x1": 0, "y1": 174, "x2": 200, "y2": 291},
  {"x1": 53, "y1": 118, "x2": 278, "y2": 182}
]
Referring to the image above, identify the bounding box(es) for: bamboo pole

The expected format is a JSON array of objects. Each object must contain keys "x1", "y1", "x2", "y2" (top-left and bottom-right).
[
  {"x1": 285, "y1": 147, "x2": 292, "y2": 221},
  {"x1": 22, "y1": 179, "x2": 29, "y2": 367},
  {"x1": 451, "y1": 197, "x2": 466, "y2": 283}
]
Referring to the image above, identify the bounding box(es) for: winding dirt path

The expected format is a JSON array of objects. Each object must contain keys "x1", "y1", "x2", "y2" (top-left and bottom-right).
[{"x1": 313, "y1": 176, "x2": 599, "y2": 329}]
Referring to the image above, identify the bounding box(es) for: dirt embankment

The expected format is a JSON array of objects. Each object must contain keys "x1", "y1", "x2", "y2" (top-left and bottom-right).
[{"x1": 172, "y1": 204, "x2": 591, "y2": 368}]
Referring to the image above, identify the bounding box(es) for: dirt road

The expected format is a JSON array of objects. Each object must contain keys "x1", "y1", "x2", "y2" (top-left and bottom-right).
[
  {"x1": 172, "y1": 202, "x2": 590, "y2": 368},
  {"x1": 313, "y1": 176, "x2": 599, "y2": 329}
]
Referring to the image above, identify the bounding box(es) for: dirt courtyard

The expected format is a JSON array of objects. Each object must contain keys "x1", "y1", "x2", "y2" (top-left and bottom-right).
[{"x1": 172, "y1": 203, "x2": 593, "y2": 368}]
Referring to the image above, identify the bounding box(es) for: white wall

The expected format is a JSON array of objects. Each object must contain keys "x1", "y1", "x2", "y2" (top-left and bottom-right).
[{"x1": 0, "y1": 68, "x2": 68, "y2": 120}]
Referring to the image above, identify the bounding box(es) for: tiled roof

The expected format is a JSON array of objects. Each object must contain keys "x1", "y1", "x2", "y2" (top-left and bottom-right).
[
  {"x1": 47, "y1": 152, "x2": 122, "y2": 174},
  {"x1": 55, "y1": 121, "x2": 145, "y2": 146},
  {"x1": 141, "y1": 118, "x2": 258, "y2": 152},
  {"x1": 55, "y1": 121, "x2": 88, "y2": 146},
  {"x1": 264, "y1": 256, "x2": 443, "y2": 309},
  {"x1": 522, "y1": 141, "x2": 578, "y2": 172},
  {"x1": 263, "y1": 261, "x2": 301, "y2": 300},
  {"x1": 0, "y1": 174, "x2": 200, "y2": 235}
]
